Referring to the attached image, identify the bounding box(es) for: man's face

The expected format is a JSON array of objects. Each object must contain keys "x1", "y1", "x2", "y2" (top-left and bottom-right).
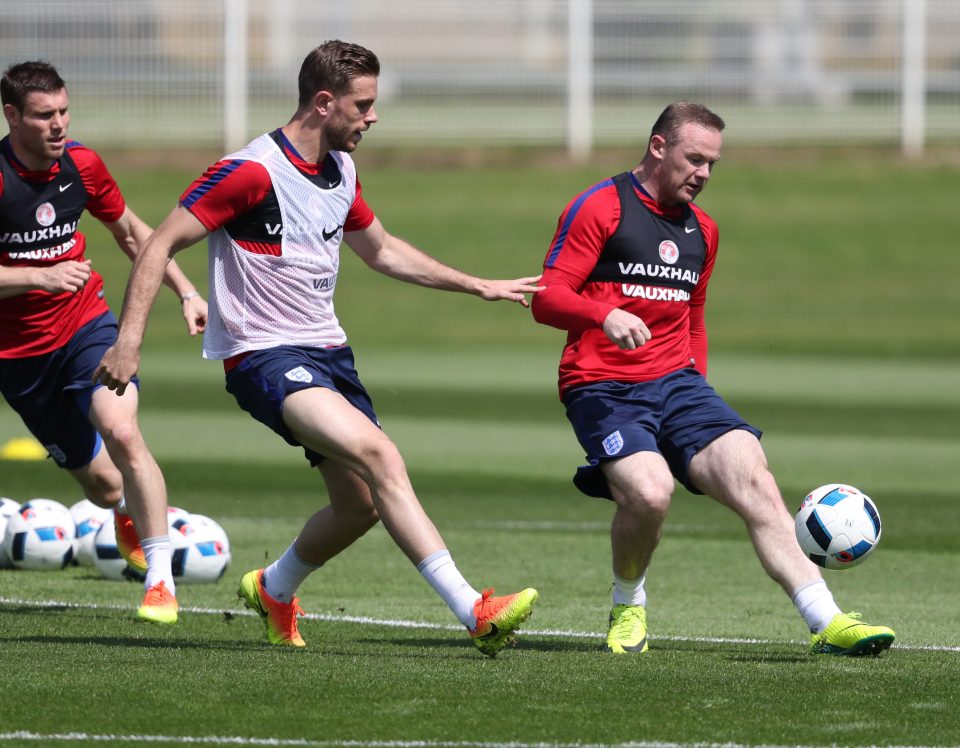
[
  {"x1": 650, "y1": 122, "x2": 722, "y2": 206},
  {"x1": 3, "y1": 88, "x2": 70, "y2": 168},
  {"x1": 323, "y1": 75, "x2": 378, "y2": 153}
]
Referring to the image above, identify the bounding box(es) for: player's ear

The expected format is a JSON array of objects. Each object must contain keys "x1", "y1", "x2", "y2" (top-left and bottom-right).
[
  {"x1": 649, "y1": 133, "x2": 667, "y2": 160},
  {"x1": 2, "y1": 103, "x2": 21, "y2": 129},
  {"x1": 313, "y1": 90, "x2": 336, "y2": 115}
]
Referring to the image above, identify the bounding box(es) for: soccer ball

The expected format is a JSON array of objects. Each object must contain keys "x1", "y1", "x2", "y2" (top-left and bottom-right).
[
  {"x1": 169, "y1": 513, "x2": 231, "y2": 584},
  {"x1": 70, "y1": 500, "x2": 113, "y2": 567},
  {"x1": 21, "y1": 498, "x2": 79, "y2": 563},
  {"x1": 3, "y1": 503, "x2": 76, "y2": 569},
  {"x1": 91, "y1": 514, "x2": 144, "y2": 582},
  {"x1": 795, "y1": 484, "x2": 881, "y2": 570},
  {"x1": 20, "y1": 497, "x2": 73, "y2": 526},
  {"x1": 0, "y1": 497, "x2": 22, "y2": 569}
]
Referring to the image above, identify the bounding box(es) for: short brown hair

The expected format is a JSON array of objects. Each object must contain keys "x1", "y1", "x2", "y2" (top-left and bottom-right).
[
  {"x1": 1, "y1": 61, "x2": 66, "y2": 111},
  {"x1": 650, "y1": 101, "x2": 725, "y2": 145},
  {"x1": 297, "y1": 40, "x2": 380, "y2": 109}
]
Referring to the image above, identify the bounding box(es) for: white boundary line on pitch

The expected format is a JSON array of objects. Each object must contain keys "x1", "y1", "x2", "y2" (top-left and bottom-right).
[
  {"x1": 1, "y1": 734, "x2": 957, "y2": 748},
  {"x1": 1, "y1": 595, "x2": 959, "y2": 653}
]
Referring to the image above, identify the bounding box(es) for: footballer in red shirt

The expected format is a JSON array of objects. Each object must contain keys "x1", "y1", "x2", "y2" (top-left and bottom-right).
[
  {"x1": 532, "y1": 101, "x2": 894, "y2": 657},
  {"x1": 0, "y1": 61, "x2": 207, "y2": 624}
]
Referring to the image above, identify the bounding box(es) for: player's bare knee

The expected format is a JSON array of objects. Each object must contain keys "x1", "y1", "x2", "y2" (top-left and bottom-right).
[
  {"x1": 359, "y1": 440, "x2": 408, "y2": 484},
  {"x1": 614, "y1": 479, "x2": 673, "y2": 519},
  {"x1": 75, "y1": 472, "x2": 123, "y2": 508},
  {"x1": 353, "y1": 502, "x2": 380, "y2": 532},
  {"x1": 87, "y1": 478, "x2": 123, "y2": 508},
  {"x1": 99, "y1": 421, "x2": 148, "y2": 466}
]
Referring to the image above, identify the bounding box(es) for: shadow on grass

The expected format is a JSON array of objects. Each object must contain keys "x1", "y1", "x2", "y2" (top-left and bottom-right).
[
  {"x1": 365, "y1": 634, "x2": 606, "y2": 655},
  {"x1": 0, "y1": 631, "x2": 320, "y2": 653}
]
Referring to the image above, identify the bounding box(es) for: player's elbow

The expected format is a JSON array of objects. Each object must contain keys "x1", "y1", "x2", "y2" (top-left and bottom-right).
[{"x1": 530, "y1": 290, "x2": 550, "y2": 325}]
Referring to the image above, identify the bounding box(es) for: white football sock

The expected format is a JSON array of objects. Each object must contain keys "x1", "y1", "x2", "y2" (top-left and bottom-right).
[
  {"x1": 613, "y1": 571, "x2": 647, "y2": 607},
  {"x1": 141, "y1": 535, "x2": 175, "y2": 595},
  {"x1": 416, "y1": 549, "x2": 480, "y2": 628},
  {"x1": 792, "y1": 578, "x2": 841, "y2": 633},
  {"x1": 262, "y1": 544, "x2": 322, "y2": 603}
]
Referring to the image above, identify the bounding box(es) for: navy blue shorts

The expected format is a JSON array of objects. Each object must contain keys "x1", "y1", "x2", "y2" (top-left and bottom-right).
[
  {"x1": 0, "y1": 311, "x2": 138, "y2": 469},
  {"x1": 563, "y1": 367, "x2": 761, "y2": 499},
  {"x1": 224, "y1": 344, "x2": 379, "y2": 467}
]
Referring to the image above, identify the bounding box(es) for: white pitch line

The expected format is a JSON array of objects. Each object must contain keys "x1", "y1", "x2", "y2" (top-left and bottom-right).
[
  {"x1": 2, "y1": 734, "x2": 957, "y2": 748},
  {"x1": 1, "y1": 596, "x2": 958, "y2": 652}
]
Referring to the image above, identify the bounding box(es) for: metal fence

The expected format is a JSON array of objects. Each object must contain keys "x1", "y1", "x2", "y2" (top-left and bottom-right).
[{"x1": 1, "y1": 0, "x2": 957, "y2": 157}]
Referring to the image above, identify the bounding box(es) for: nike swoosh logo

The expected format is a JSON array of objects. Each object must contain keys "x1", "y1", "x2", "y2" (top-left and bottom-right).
[
  {"x1": 684, "y1": 227, "x2": 696, "y2": 233},
  {"x1": 322, "y1": 225, "x2": 342, "y2": 241},
  {"x1": 59, "y1": 182, "x2": 73, "y2": 192},
  {"x1": 478, "y1": 622, "x2": 500, "y2": 640}
]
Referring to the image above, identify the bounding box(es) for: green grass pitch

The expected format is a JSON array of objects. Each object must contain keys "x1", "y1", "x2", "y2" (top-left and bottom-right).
[{"x1": 1, "y1": 146, "x2": 959, "y2": 748}]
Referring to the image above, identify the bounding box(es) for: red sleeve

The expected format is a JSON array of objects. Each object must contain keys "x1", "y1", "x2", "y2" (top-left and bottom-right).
[
  {"x1": 530, "y1": 180, "x2": 620, "y2": 331},
  {"x1": 179, "y1": 159, "x2": 273, "y2": 231},
  {"x1": 343, "y1": 174, "x2": 375, "y2": 232},
  {"x1": 688, "y1": 204, "x2": 719, "y2": 376},
  {"x1": 66, "y1": 143, "x2": 126, "y2": 223}
]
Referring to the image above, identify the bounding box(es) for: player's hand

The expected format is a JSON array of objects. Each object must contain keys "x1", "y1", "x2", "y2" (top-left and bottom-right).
[
  {"x1": 477, "y1": 275, "x2": 545, "y2": 308},
  {"x1": 38, "y1": 259, "x2": 92, "y2": 293},
  {"x1": 603, "y1": 308, "x2": 652, "y2": 350},
  {"x1": 92, "y1": 342, "x2": 140, "y2": 396},
  {"x1": 182, "y1": 294, "x2": 208, "y2": 336}
]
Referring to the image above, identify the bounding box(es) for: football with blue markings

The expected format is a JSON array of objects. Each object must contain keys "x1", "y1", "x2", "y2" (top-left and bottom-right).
[
  {"x1": 169, "y1": 513, "x2": 231, "y2": 584},
  {"x1": 2, "y1": 502, "x2": 76, "y2": 570},
  {"x1": 795, "y1": 484, "x2": 881, "y2": 570}
]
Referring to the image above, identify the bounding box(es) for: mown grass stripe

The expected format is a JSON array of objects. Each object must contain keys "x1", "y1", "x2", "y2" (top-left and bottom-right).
[
  {"x1": 2, "y1": 596, "x2": 957, "y2": 653},
  {"x1": 3, "y1": 732, "x2": 958, "y2": 748}
]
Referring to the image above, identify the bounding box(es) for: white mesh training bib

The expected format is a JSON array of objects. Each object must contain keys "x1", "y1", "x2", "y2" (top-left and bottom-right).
[{"x1": 202, "y1": 134, "x2": 357, "y2": 359}]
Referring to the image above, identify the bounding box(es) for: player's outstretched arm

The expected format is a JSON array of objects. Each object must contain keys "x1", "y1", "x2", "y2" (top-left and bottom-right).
[
  {"x1": 345, "y1": 217, "x2": 543, "y2": 307},
  {"x1": 105, "y1": 206, "x2": 208, "y2": 336},
  {"x1": 94, "y1": 206, "x2": 209, "y2": 395}
]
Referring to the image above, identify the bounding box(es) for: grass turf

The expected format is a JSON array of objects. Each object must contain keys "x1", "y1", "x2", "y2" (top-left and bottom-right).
[{"x1": 1, "y1": 148, "x2": 959, "y2": 747}]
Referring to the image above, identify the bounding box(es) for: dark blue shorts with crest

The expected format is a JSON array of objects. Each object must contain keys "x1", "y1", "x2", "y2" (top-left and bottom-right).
[
  {"x1": 224, "y1": 344, "x2": 379, "y2": 467},
  {"x1": 563, "y1": 367, "x2": 761, "y2": 499},
  {"x1": 0, "y1": 311, "x2": 137, "y2": 469}
]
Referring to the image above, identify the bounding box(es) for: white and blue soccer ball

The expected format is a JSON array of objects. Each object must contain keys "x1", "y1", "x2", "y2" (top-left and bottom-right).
[
  {"x1": 91, "y1": 513, "x2": 144, "y2": 582},
  {"x1": 0, "y1": 497, "x2": 22, "y2": 569},
  {"x1": 2, "y1": 502, "x2": 76, "y2": 570},
  {"x1": 21, "y1": 498, "x2": 80, "y2": 565},
  {"x1": 20, "y1": 498, "x2": 73, "y2": 526},
  {"x1": 169, "y1": 513, "x2": 231, "y2": 584},
  {"x1": 70, "y1": 499, "x2": 112, "y2": 567},
  {"x1": 91, "y1": 509, "x2": 230, "y2": 584},
  {"x1": 795, "y1": 484, "x2": 881, "y2": 570}
]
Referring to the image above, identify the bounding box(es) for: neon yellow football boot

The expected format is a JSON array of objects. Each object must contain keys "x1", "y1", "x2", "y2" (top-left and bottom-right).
[
  {"x1": 607, "y1": 603, "x2": 649, "y2": 654},
  {"x1": 810, "y1": 612, "x2": 895, "y2": 656}
]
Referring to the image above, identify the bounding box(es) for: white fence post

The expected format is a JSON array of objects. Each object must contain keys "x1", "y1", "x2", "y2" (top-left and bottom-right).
[
  {"x1": 223, "y1": 0, "x2": 249, "y2": 154},
  {"x1": 567, "y1": 0, "x2": 593, "y2": 162},
  {"x1": 901, "y1": 0, "x2": 927, "y2": 158}
]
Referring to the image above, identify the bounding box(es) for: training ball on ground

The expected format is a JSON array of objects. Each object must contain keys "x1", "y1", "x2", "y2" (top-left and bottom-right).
[
  {"x1": 0, "y1": 498, "x2": 21, "y2": 569},
  {"x1": 169, "y1": 513, "x2": 231, "y2": 584},
  {"x1": 20, "y1": 498, "x2": 76, "y2": 559},
  {"x1": 795, "y1": 484, "x2": 881, "y2": 570},
  {"x1": 3, "y1": 503, "x2": 76, "y2": 569},
  {"x1": 20, "y1": 497, "x2": 73, "y2": 526},
  {"x1": 91, "y1": 514, "x2": 145, "y2": 582},
  {"x1": 70, "y1": 500, "x2": 113, "y2": 566}
]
